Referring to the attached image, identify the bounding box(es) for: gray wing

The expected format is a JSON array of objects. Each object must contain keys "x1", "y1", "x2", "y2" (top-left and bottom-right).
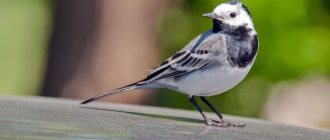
[
  {"x1": 182, "y1": 30, "x2": 226, "y2": 51},
  {"x1": 139, "y1": 32, "x2": 227, "y2": 84}
]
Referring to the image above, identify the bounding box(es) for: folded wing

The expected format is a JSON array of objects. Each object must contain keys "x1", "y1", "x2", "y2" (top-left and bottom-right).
[{"x1": 140, "y1": 50, "x2": 212, "y2": 83}]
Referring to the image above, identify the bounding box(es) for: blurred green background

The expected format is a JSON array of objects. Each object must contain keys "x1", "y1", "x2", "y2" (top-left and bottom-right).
[
  {"x1": 0, "y1": 0, "x2": 329, "y2": 123},
  {"x1": 0, "y1": 0, "x2": 51, "y2": 96}
]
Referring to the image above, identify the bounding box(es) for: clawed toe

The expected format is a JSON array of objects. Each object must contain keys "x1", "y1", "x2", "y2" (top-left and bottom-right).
[
  {"x1": 232, "y1": 122, "x2": 246, "y2": 127},
  {"x1": 205, "y1": 119, "x2": 219, "y2": 125},
  {"x1": 205, "y1": 119, "x2": 246, "y2": 128}
]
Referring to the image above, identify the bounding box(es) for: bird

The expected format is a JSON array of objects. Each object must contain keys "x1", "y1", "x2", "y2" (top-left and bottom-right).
[{"x1": 81, "y1": 1, "x2": 258, "y2": 127}]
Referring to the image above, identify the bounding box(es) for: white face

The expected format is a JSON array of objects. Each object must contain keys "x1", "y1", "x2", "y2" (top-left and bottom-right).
[{"x1": 211, "y1": 2, "x2": 254, "y2": 29}]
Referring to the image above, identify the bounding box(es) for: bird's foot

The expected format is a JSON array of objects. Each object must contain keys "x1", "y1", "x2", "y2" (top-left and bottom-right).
[{"x1": 206, "y1": 119, "x2": 246, "y2": 128}]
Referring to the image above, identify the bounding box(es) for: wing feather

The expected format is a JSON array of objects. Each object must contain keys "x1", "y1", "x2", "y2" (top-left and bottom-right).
[
  {"x1": 141, "y1": 50, "x2": 211, "y2": 83},
  {"x1": 140, "y1": 31, "x2": 226, "y2": 84}
]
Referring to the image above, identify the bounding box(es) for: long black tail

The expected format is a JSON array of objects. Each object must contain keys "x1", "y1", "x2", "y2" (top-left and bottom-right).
[{"x1": 81, "y1": 83, "x2": 139, "y2": 104}]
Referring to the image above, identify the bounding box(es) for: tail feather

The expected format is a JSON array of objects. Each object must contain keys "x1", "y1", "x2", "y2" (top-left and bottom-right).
[{"x1": 81, "y1": 83, "x2": 138, "y2": 104}]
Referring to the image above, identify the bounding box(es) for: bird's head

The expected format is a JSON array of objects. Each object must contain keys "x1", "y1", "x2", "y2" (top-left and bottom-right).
[{"x1": 204, "y1": 1, "x2": 255, "y2": 34}]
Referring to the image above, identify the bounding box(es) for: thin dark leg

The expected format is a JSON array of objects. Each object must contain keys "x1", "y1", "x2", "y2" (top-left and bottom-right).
[
  {"x1": 200, "y1": 96, "x2": 246, "y2": 127},
  {"x1": 188, "y1": 95, "x2": 208, "y2": 121},
  {"x1": 200, "y1": 97, "x2": 223, "y2": 120},
  {"x1": 189, "y1": 95, "x2": 221, "y2": 126}
]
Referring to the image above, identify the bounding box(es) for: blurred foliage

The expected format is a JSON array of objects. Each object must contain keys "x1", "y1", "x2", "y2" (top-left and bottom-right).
[
  {"x1": 154, "y1": 0, "x2": 330, "y2": 117},
  {"x1": 0, "y1": 0, "x2": 51, "y2": 96}
]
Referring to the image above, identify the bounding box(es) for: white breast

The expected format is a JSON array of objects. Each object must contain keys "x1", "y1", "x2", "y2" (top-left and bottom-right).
[{"x1": 159, "y1": 63, "x2": 253, "y2": 96}]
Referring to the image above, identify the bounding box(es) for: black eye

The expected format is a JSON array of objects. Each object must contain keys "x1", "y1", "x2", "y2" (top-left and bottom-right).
[{"x1": 230, "y1": 12, "x2": 237, "y2": 18}]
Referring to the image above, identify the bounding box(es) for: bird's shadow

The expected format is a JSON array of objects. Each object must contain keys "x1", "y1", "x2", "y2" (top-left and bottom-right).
[{"x1": 80, "y1": 106, "x2": 204, "y2": 124}]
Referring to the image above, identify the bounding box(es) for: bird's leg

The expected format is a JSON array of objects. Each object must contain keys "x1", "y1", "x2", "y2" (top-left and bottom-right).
[
  {"x1": 200, "y1": 97, "x2": 246, "y2": 127},
  {"x1": 188, "y1": 95, "x2": 219, "y2": 126},
  {"x1": 200, "y1": 97, "x2": 223, "y2": 119}
]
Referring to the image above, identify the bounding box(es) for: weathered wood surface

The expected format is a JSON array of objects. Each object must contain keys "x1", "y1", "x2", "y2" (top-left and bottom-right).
[{"x1": 0, "y1": 97, "x2": 329, "y2": 140}]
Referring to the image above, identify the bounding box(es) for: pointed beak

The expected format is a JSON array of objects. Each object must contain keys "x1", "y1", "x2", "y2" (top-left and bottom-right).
[{"x1": 203, "y1": 13, "x2": 221, "y2": 19}]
